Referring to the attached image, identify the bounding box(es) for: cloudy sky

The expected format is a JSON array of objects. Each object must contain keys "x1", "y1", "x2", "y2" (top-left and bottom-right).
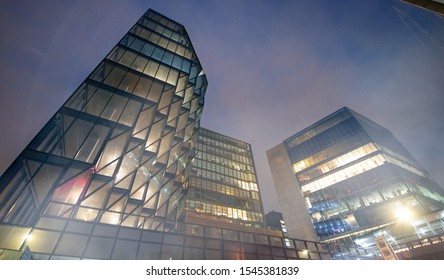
[{"x1": 0, "y1": 0, "x2": 443, "y2": 213}]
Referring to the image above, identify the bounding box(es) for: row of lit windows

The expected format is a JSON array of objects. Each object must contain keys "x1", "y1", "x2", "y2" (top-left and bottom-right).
[
  {"x1": 199, "y1": 129, "x2": 250, "y2": 150},
  {"x1": 89, "y1": 59, "x2": 175, "y2": 104},
  {"x1": 142, "y1": 14, "x2": 189, "y2": 47},
  {"x1": 120, "y1": 34, "x2": 192, "y2": 74},
  {"x1": 197, "y1": 144, "x2": 251, "y2": 165},
  {"x1": 416, "y1": 185, "x2": 444, "y2": 204},
  {"x1": 199, "y1": 136, "x2": 249, "y2": 156},
  {"x1": 109, "y1": 47, "x2": 179, "y2": 86},
  {"x1": 295, "y1": 143, "x2": 378, "y2": 182},
  {"x1": 287, "y1": 113, "x2": 350, "y2": 148},
  {"x1": 287, "y1": 118, "x2": 364, "y2": 163},
  {"x1": 131, "y1": 24, "x2": 193, "y2": 60},
  {"x1": 301, "y1": 154, "x2": 386, "y2": 195},
  {"x1": 306, "y1": 169, "x2": 416, "y2": 212},
  {"x1": 186, "y1": 200, "x2": 263, "y2": 223},
  {"x1": 309, "y1": 189, "x2": 386, "y2": 222},
  {"x1": 190, "y1": 188, "x2": 262, "y2": 212},
  {"x1": 378, "y1": 145, "x2": 419, "y2": 169},
  {"x1": 291, "y1": 135, "x2": 370, "y2": 174},
  {"x1": 189, "y1": 177, "x2": 260, "y2": 201},
  {"x1": 194, "y1": 169, "x2": 258, "y2": 191},
  {"x1": 194, "y1": 159, "x2": 256, "y2": 182},
  {"x1": 386, "y1": 155, "x2": 425, "y2": 178},
  {"x1": 197, "y1": 151, "x2": 253, "y2": 173},
  {"x1": 192, "y1": 170, "x2": 256, "y2": 192}
]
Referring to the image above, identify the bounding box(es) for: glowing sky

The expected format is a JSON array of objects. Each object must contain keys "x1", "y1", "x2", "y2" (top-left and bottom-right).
[{"x1": 1, "y1": 0, "x2": 443, "y2": 212}]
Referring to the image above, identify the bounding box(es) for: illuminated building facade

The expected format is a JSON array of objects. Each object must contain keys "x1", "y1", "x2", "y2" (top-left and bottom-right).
[
  {"x1": 267, "y1": 107, "x2": 444, "y2": 247},
  {"x1": 0, "y1": 9, "x2": 208, "y2": 259},
  {"x1": 184, "y1": 128, "x2": 265, "y2": 229}
]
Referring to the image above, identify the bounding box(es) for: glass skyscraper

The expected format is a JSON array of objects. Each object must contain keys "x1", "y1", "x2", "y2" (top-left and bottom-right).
[
  {"x1": 267, "y1": 107, "x2": 444, "y2": 251},
  {"x1": 183, "y1": 128, "x2": 265, "y2": 235},
  {"x1": 0, "y1": 9, "x2": 207, "y2": 259}
]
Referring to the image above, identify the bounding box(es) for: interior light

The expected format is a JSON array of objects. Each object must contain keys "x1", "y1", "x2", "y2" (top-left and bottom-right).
[
  {"x1": 24, "y1": 234, "x2": 33, "y2": 241},
  {"x1": 396, "y1": 207, "x2": 412, "y2": 221}
]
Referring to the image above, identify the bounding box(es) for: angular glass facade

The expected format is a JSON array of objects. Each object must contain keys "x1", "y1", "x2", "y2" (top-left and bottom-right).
[
  {"x1": 184, "y1": 128, "x2": 265, "y2": 228},
  {"x1": 0, "y1": 9, "x2": 207, "y2": 257},
  {"x1": 268, "y1": 107, "x2": 444, "y2": 245}
]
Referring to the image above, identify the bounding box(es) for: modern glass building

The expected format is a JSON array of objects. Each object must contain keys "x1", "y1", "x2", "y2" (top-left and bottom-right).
[
  {"x1": 267, "y1": 107, "x2": 444, "y2": 252},
  {"x1": 0, "y1": 8, "x2": 334, "y2": 260},
  {"x1": 0, "y1": 9, "x2": 208, "y2": 259},
  {"x1": 184, "y1": 127, "x2": 265, "y2": 230}
]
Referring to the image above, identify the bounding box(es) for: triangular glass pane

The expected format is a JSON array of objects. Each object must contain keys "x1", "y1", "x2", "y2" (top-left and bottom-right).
[
  {"x1": 130, "y1": 185, "x2": 145, "y2": 200},
  {"x1": 109, "y1": 196, "x2": 127, "y2": 212},
  {"x1": 26, "y1": 160, "x2": 41, "y2": 177},
  {"x1": 133, "y1": 128, "x2": 148, "y2": 140},
  {"x1": 115, "y1": 173, "x2": 134, "y2": 190},
  {"x1": 52, "y1": 168, "x2": 93, "y2": 205},
  {"x1": 155, "y1": 203, "x2": 167, "y2": 217},
  {"x1": 81, "y1": 182, "x2": 110, "y2": 208},
  {"x1": 62, "y1": 114, "x2": 75, "y2": 133},
  {"x1": 157, "y1": 178, "x2": 174, "y2": 209},
  {"x1": 32, "y1": 164, "x2": 63, "y2": 205},
  {"x1": 97, "y1": 131, "x2": 130, "y2": 169},
  {"x1": 111, "y1": 126, "x2": 129, "y2": 139},
  {"x1": 60, "y1": 165, "x2": 87, "y2": 185},
  {"x1": 143, "y1": 194, "x2": 158, "y2": 210},
  {"x1": 106, "y1": 191, "x2": 126, "y2": 210}
]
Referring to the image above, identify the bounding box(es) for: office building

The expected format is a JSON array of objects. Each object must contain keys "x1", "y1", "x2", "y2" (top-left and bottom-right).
[
  {"x1": 267, "y1": 107, "x2": 444, "y2": 253},
  {"x1": 0, "y1": 8, "x2": 208, "y2": 259},
  {"x1": 184, "y1": 128, "x2": 265, "y2": 230}
]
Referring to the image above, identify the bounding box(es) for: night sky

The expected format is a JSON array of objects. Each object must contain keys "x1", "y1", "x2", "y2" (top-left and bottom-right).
[{"x1": 1, "y1": 0, "x2": 443, "y2": 213}]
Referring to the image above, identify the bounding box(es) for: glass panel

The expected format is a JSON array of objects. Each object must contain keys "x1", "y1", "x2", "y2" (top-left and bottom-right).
[
  {"x1": 137, "y1": 242, "x2": 161, "y2": 259},
  {"x1": 75, "y1": 207, "x2": 99, "y2": 222},
  {"x1": 119, "y1": 99, "x2": 142, "y2": 127},
  {"x1": 146, "y1": 80, "x2": 163, "y2": 102},
  {"x1": 141, "y1": 231, "x2": 162, "y2": 243},
  {"x1": 184, "y1": 247, "x2": 204, "y2": 260},
  {"x1": 111, "y1": 240, "x2": 138, "y2": 260},
  {"x1": 26, "y1": 229, "x2": 60, "y2": 254},
  {"x1": 65, "y1": 220, "x2": 94, "y2": 234},
  {"x1": 205, "y1": 239, "x2": 221, "y2": 249},
  {"x1": 118, "y1": 228, "x2": 141, "y2": 240},
  {"x1": 97, "y1": 131, "x2": 130, "y2": 171},
  {"x1": 104, "y1": 66, "x2": 126, "y2": 88},
  {"x1": 0, "y1": 225, "x2": 30, "y2": 250},
  {"x1": 132, "y1": 56, "x2": 148, "y2": 72},
  {"x1": 35, "y1": 217, "x2": 66, "y2": 231},
  {"x1": 161, "y1": 245, "x2": 183, "y2": 260},
  {"x1": 83, "y1": 88, "x2": 112, "y2": 117},
  {"x1": 118, "y1": 71, "x2": 139, "y2": 93},
  {"x1": 54, "y1": 233, "x2": 88, "y2": 257},
  {"x1": 163, "y1": 234, "x2": 184, "y2": 245},
  {"x1": 133, "y1": 77, "x2": 152, "y2": 99},
  {"x1": 134, "y1": 107, "x2": 156, "y2": 135},
  {"x1": 32, "y1": 164, "x2": 63, "y2": 205},
  {"x1": 62, "y1": 118, "x2": 94, "y2": 159},
  {"x1": 205, "y1": 249, "x2": 222, "y2": 260},
  {"x1": 92, "y1": 224, "x2": 118, "y2": 237},
  {"x1": 101, "y1": 94, "x2": 127, "y2": 122},
  {"x1": 83, "y1": 236, "x2": 114, "y2": 259},
  {"x1": 119, "y1": 50, "x2": 137, "y2": 68},
  {"x1": 52, "y1": 169, "x2": 93, "y2": 205}
]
